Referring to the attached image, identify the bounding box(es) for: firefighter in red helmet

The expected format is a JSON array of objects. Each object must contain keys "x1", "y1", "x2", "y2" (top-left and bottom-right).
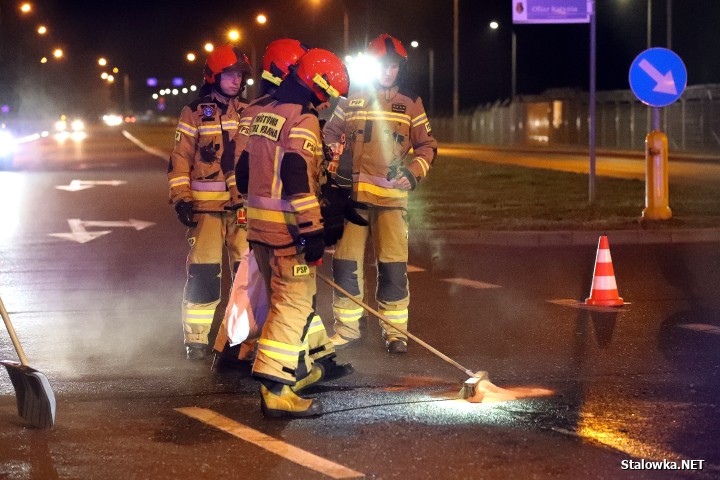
[
  {"x1": 236, "y1": 48, "x2": 351, "y2": 417},
  {"x1": 167, "y1": 44, "x2": 252, "y2": 360},
  {"x1": 324, "y1": 33, "x2": 438, "y2": 354},
  {"x1": 214, "y1": 40, "x2": 355, "y2": 384}
]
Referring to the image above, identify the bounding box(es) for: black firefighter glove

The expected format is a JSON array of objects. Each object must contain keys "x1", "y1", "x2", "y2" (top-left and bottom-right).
[
  {"x1": 300, "y1": 231, "x2": 325, "y2": 263},
  {"x1": 174, "y1": 200, "x2": 198, "y2": 228},
  {"x1": 320, "y1": 178, "x2": 368, "y2": 246}
]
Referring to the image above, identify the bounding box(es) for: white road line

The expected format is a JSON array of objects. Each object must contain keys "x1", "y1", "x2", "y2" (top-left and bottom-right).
[
  {"x1": 442, "y1": 278, "x2": 500, "y2": 289},
  {"x1": 121, "y1": 130, "x2": 168, "y2": 160},
  {"x1": 176, "y1": 407, "x2": 365, "y2": 480},
  {"x1": 678, "y1": 323, "x2": 720, "y2": 335}
]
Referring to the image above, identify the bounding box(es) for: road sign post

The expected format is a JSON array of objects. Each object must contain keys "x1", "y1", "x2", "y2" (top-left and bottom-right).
[
  {"x1": 629, "y1": 48, "x2": 687, "y2": 220},
  {"x1": 512, "y1": 0, "x2": 596, "y2": 203}
]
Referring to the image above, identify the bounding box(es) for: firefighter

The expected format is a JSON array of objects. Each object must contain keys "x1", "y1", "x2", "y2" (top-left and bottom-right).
[
  {"x1": 214, "y1": 39, "x2": 354, "y2": 382},
  {"x1": 323, "y1": 33, "x2": 438, "y2": 354},
  {"x1": 236, "y1": 48, "x2": 350, "y2": 417},
  {"x1": 168, "y1": 44, "x2": 252, "y2": 360}
]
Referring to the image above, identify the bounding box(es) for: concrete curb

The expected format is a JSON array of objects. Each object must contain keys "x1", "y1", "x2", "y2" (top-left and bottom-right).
[{"x1": 411, "y1": 228, "x2": 720, "y2": 246}]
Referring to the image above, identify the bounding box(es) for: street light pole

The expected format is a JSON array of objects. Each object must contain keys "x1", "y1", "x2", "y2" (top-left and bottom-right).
[
  {"x1": 452, "y1": 0, "x2": 459, "y2": 121},
  {"x1": 343, "y1": 8, "x2": 349, "y2": 53},
  {"x1": 511, "y1": 29, "x2": 517, "y2": 100},
  {"x1": 428, "y1": 48, "x2": 435, "y2": 117},
  {"x1": 646, "y1": 0, "x2": 652, "y2": 48},
  {"x1": 666, "y1": 0, "x2": 672, "y2": 49}
]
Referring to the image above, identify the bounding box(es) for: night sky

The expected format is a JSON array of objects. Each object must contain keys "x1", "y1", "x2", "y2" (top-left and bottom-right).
[{"x1": 2, "y1": 0, "x2": 720, "y2": 117}]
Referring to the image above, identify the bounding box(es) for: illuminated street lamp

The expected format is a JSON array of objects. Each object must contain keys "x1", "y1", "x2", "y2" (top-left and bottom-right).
[
  {"x1": 98, "y1": 57, "x2": 107, "y2": 66},
  {"x1": 19, "y1": 2, "x2": 32, "y2": 14},
  {"x1": 228, "y1": 29, "x2": 240, "y2": 42},
  {"x1": 101, "y1": 72, "x2": 108, "y2": 79},
  {"x1": 40, "y1": 57, "x2": 47, "y2": 63},
  {"x1": 489, "y1": 21, "x2": 499, "y2": 30},
  {"x1": 186, "y1": 52, "x2": 196, "y2": 62},
  {"x1": 37, "y1": 25, "x2": 47, "y2": 35},
  {"x1": 410, "y1": 41, "x2": 434, "y2": 116},
  {"x1": 256, "y1": 14, "x2": 267, "y2": 24},
  {"x1": 107, "y1": 75, "x2": 115, "y2": 83},
  {"x1": 53, "y1": 48, "x2": 63, "y2": 59},
  {"x1": 112, "y1": 67, "x2": 119, "y2": 74},
  {"x1": 204, "y1": 43, "x2": 214, "y2": 53}
]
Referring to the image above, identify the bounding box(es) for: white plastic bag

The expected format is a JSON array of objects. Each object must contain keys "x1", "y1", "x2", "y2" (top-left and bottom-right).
[{"x1": 222, "y1": 248, "x2": 269, "y2": 346}]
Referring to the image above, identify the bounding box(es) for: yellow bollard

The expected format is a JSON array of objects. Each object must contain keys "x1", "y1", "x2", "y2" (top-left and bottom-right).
[{"x1": 642, "y1": 130, "x2": 672, "y2": 220}]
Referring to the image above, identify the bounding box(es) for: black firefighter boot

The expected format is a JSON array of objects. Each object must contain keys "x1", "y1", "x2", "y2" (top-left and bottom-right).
[{"x1": 317, "y1": 355, "x2": 355, "y2": 381}]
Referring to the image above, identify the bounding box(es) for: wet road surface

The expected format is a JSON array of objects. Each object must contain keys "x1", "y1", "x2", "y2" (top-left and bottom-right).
[{"x1": 0, "y1": 127, "x2": 718, "y2": 479}]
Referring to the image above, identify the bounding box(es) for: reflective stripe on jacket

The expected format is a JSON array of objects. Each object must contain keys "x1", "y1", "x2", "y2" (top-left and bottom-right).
[
  {"x1": 168, "y1": 91, "x2": 246, "y2": 212},
  {"x1": 239, "y1": 100, "x2": 324, "y2": 255},
  {"x1": 323, "y1": 85, "x2": 437, "y2": 207}
]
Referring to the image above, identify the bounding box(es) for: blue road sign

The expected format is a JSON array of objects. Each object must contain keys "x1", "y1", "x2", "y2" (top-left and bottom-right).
[{"x1": 629, "y1": 48, "x2": 687, "y2": 107}]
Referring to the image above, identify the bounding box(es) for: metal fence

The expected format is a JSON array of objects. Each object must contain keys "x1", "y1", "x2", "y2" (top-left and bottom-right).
[{"x1": 432, "y1": 84, "x2": 720, "y2": 154}]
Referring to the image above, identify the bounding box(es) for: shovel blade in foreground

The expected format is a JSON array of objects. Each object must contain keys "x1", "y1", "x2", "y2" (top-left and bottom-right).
[{"x1": 1, "y1": 360, "x2": 56, "y2": 429}]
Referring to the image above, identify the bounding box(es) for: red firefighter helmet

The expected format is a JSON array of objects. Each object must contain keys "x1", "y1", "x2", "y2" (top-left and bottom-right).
[
  {"x1": 262, "y1": 39, "x2": 308, "y2": 86},
  {"x1": 204, "y1": 44, "x2": 252, "y2": 85},
  {"x1": 367, "y1": 33, "x2": 408, "y2": 62},
  {"x1": 294, "y1": 49, "x2": 349, "y2": 102}
]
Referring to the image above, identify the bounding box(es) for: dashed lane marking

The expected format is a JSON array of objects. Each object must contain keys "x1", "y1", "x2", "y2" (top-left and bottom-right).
[
  {"x1": 175, "y1": 407, "x2": 365, "y2": 479},
  {"x1": 441, "y1": 278, "x2": 501, "y2": 289},
  {"x1": 678, "y1": 323, "x2": 720, "y2": 336}
]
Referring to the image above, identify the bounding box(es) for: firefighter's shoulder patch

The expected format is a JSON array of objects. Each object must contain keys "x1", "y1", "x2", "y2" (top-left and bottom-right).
[
  {"x1": 199, "y1": 103, "x2": 216, "y2": 119},
  {"x1": 293, "y1": 264, "x2": 310, "y2": 276},
  {"x1": 175, "y1": 131, "x2": 182, "y2": 142},
  {"x1": 302, "y1": 139, "x2": 315, "y2": 153},
  {"x1": 425, "y1": 122, "x2": 433, "y2": 135}
]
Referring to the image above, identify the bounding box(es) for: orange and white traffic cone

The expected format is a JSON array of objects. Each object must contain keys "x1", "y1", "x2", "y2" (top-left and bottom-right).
[{"x1": 585, "y1": 236, "x2": 624, "y2": 307}]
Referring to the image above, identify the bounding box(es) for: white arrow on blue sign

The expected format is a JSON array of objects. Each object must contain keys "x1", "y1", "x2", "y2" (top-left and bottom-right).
[{"x1": 629, "y1": 48, "x2": 687, "y2": 108}]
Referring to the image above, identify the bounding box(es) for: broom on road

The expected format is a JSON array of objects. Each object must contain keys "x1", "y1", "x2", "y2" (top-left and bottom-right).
[
  {"x1": 316, "y1": 273, "x2": 489, "y2": 401},
  {"x1": 0, "y1": 296, "x2": 56, "y2": 428}
]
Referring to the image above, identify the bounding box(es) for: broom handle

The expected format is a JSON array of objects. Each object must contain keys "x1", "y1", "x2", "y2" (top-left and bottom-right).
[
  {"x1": 316, "y1": 273, "x2": 475, "y2": 378},
  {"x1": 0, "y1": 297, "x2": 30, "y2": 367}
]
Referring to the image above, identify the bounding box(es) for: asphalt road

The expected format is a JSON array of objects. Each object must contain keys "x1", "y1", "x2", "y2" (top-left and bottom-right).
[{"x1": 0, "y1": 126, "x2": 719, "y2": 479}]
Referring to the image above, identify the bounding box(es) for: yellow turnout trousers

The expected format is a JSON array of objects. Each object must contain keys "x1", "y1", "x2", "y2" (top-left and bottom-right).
[
  {"x1": 251, "y1": 244, "x2": 333, "y2": 384},
  {"x1": 182, "y1": 211, "x2": 248, "y2": 345},
  {"x1": 332, "y1": 207, "x2": 409, "y2": 342}
]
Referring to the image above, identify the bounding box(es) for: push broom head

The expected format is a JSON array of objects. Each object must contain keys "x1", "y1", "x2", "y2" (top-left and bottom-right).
[{"x1": 459, "y1": 371, "x2": 489, "y2": 403}]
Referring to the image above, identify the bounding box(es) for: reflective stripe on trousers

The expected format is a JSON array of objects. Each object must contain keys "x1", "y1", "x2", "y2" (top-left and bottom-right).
[
  {"x1": 332, "y1": 207, "x2": 409, "y2": 340},
  {"x1": 182, "y1": 211, "x2": 248, "y2": 345},
  {"x1": 251, "y1": 244, "x2": 317, "y2": 385}
]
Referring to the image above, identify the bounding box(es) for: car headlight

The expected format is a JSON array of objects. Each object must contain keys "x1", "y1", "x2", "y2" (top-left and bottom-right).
[
  {"x1": 71, "y1": 119, "x2": 85, "y2": 132},
  {"x1": 0, "y1": 131, "x2": 15, "y2": 156}
]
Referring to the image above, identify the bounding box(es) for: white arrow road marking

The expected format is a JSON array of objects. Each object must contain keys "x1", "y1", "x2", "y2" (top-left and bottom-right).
[
  {"x1": 638, "y1": 59, "x2": 677, "y2": 95},
  {"x1": 176, "y1": 407, "x2": 365, "y2": 479},
  {"x1": 48, "y1": 218, "x2": 155, "y2": 243},
  {"x1": 56, "y1": 180, "x2": 127, "y2": 191},
  {"x1": 81, "y1": 219, "x2": 155, "y2": 230}
]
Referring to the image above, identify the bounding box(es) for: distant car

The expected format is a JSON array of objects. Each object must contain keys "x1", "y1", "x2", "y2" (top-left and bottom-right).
[{"x1": 0, "y1": 126, "x2": 15, "y2": 170}]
